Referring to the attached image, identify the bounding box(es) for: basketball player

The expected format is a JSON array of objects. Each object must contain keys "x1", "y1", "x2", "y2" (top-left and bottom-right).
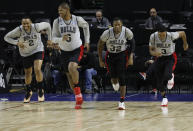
[
  {"x1": 4, "y1": 17, "x2": 52, "y2": 103},
  {"x1": 98, "y1": 18, "x2": 135, "y2": 110},
  {"x1": 52, "y1": 2, "x2": 90, "y2": 109},
  {"x1": 149, "y1": 23, "x2": 189, "y2": 106}
]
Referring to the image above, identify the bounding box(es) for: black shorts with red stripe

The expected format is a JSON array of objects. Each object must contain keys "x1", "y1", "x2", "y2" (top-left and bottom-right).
[
  {"x1": 105, "y1": 51, "x2": 127, "y2": 86},
  {"x1": 60, "y1": 45, "x2": 84, "y2": 72},
  {"x1": 147, "y1": 52, "x2": 177, "y2": 91},
  {"x1": 22, "y1": 51, "x2": 44, "y2": 69}
]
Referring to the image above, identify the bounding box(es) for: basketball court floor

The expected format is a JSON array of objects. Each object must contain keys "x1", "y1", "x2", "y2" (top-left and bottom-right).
[{"x1": 0, "y1": 93, "x2": 193, "y2": 131}]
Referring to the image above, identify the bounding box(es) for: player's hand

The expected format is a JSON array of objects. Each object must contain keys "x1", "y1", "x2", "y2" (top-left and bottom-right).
[
  {"x1": 127, "y1": 58, "x2": 133, "y2": 66},
  {"x1": 155, "y1": 52, "x2": 162, "y2": 57},
  {"x1": 146, "y1": 60, "x2": 154, "y2": 64},
  {"x1": 84, "y1": 43, "x2": 90, "y2": 52},
  {"x1": 47, "y1": 40, "x2": 53, "y2": 48},
  {"x1": 127, "y1": 53, "x2": 133, "y2": 66},
  {"x1": 99, "y1": 59, "x2": 105, "y2": 68},
  {"x1": 17, "y1": 42, "x2": 25, "y2": 49},
  {"x1": 183, "y1": 43, "x2": 189, "y2": 51},
  {"x1": 62, "y1": 35, "x2": 69, "y2": 41},
  {"x1": 53, "y1": 43, "x2": 61, "y2": 50}
]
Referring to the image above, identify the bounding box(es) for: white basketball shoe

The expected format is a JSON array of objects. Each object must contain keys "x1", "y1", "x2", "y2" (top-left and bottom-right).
[
  {"x1": 161, "y1": 98, "x2": 168, "y2": 107},
  {"x1": 24, "y1": 91, "x2": 33, "y2": 103},
  {"x1": 118, "y1": 102, "x2": 125, "y2": 110}
]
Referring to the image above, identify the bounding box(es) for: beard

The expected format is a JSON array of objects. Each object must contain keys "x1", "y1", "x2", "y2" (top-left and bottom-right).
[{"x1": 151, "y1": 16, "x2": 156, "y2": 20}]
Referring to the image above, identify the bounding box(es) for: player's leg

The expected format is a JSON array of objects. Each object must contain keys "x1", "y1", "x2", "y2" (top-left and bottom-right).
[
  {"x1": 68, "y1": 46, "x2": 84, "y2": 109},
  {"x1": 68, "y1": 62, "x2": 79, "y2": 85},
  {"x1": 118, "y1": 74, "x2": 126, "y2": 110},
  {"x1": 160, "y1": 57, "x2": 175, "y2": 106},
  {"x1": 117, "y1": 53, "x2": 127, "y2": 110},
  {"x1": 34, "y1": 52, "x2": 44, "y2": 102},
  {"x1": 118, "y1": 85, "x2": 126, "y2": 110},
  {"x1": 165, "y1": 54, "x2": 176, "y2": 89},
  {"x1": 68, "y1": 61, "x2": 83, "y2": 109},
  {"x1": 66, "y1": 72, "x2": 75, "y2": 89},
  {"x1": 149, "y1": 58, "x2": 167, "y2": 106},
  {"x1": 146, "y1": 62, "x2": 157, "y2": 94},
  {"x1": 106, "y1": 53, "x2": 119, "y2": 91},
  {"x1": 24, "y1": 67, "x2": 33, "y2": 103},
  {"x1": 111, "y1": 78, "x2": 119, "y2": 91},
  {"x1": 156, "y1": 60, "x2": 169, "y2": 106},
  {"x1": 23, "y1": 55, "x2": 34, "y2": 103}
]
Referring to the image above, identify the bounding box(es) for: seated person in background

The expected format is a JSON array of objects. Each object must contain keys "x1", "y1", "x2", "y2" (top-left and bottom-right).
[
  {"x1": 91, "y1": 10, "x2": 111, "y2": 29},
  {"x1": 145, "y1": 8, "x2": 163, "y2": 29},
  {"x1": 79, "y1": 51, "x2": 97, "y2": 94},
  {"x1": 49, "y1": 49, "x2": 73, "y2": 94}
]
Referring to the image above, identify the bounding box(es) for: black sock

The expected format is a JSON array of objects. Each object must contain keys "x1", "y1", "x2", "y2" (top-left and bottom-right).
[
  {"x1": 120, "y1": 97, "x2": 125, "y2": 102},
  {"x1": 74, "y1": 83, "x2": 80, "y2": 88},
  {"x1": 37, "y1": 81, "x2": 43, "y2": 90},
  {"x1": 162, "y1": 94, "x2": 167, "y2": 98},
  {"x1": 25, "y1": 84, "x2": 32, "y2": 92}
]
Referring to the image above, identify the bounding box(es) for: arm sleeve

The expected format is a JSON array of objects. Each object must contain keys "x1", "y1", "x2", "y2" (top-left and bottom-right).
[
  {"x1": 35, "y1": 22, "x2": 52, "y2": 40},
  {"x1": 4, "y1": 27, "x2": 21, "y2": 45},
  {"x1": 52, "y1": 19, "x2": 63, "y2": 43},
  {"x1": 129, "y1": 38, "x2": 135, "y2": 53},
  {"x1": 77, "y1": 16, "x2": 90, "y2": 43},
  {"x1": 126, "y1": 28, "x2": 135, "y2": 53},
  {"x1": 100, "y1": 30, "x2": 109, "y2": 42},
  {"x1": 171, "y1": 32, "x2": 180, "y2": 41}
]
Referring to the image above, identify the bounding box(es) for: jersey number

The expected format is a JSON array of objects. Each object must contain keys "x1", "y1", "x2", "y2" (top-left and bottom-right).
[
  {"x1": 66, "y1": 34, "x2": 71, "y2": 42},
  {"x1": 110, "y1": 45, "x2": 121, "y2": 52},
  {"x1": 29, "y1": 40, "x2": 34, "y2": 46},
  {"x1": 161, "y1": 49, "x2": 167, "y2": 54}
]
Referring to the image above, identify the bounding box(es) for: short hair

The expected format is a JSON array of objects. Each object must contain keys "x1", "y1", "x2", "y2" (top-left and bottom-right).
[
  {"x1": 150, "y1": 8, "x2": 157, "y2": 12},
  {"x1": 113, "y1": 17, "x2": 123, "y2": 23},
  {"x1": 59, "y1": 2, "x2": 70, "y2": 9},
  {"x1": 22, "y1": 16, "x2": 32, "y2": 22},
  {"x1": 155, "y1": 22, "x2": 167, "y2": 32},
  {"x1": 22, "y1": 16, "x2": 31, "y2": 20}
]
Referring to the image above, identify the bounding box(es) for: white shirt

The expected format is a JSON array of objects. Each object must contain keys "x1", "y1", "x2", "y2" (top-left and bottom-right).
[
  {"x1": 4, "y1": 22, "x2": 51, "y2": 57},
  {"x1": 52, "y1": 15, "x2": 90, "y2": 51},
  {"x1": 100, "y1": 26, "x2": 133, "y2": 53},
  {"x1": 149, "y1": 32, "x2": 179, "y2": 56}
]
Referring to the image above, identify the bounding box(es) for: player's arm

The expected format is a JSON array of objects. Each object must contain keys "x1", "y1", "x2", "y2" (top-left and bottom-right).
[
  {"x1": 149, "y1": 45, "x2": 162, "y2": 57},
  {"x1": 126, "y1": 28, "x2": 135, "y2": 65},
  {"x1": 77, "y1": 16, "x2": 90, "y2": 52},
  {"x1": 177, "y1": 31, "x2": 189, "y2": 51},
  {"x1": 4, "y1": 27, "x2": 26, "y2": 49},
  {"x1": 36, "y1": 22, "x2": 52, "y2": 41},
  {"x1": 4, "y1": 27, "x2": 21, "y2": 45},
  {"x1": 52, "y1": 19, "x2": 63, "y2": 44},
  {"x1": 149, "y1": 34, "x2": 162, "y2": 57}
]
